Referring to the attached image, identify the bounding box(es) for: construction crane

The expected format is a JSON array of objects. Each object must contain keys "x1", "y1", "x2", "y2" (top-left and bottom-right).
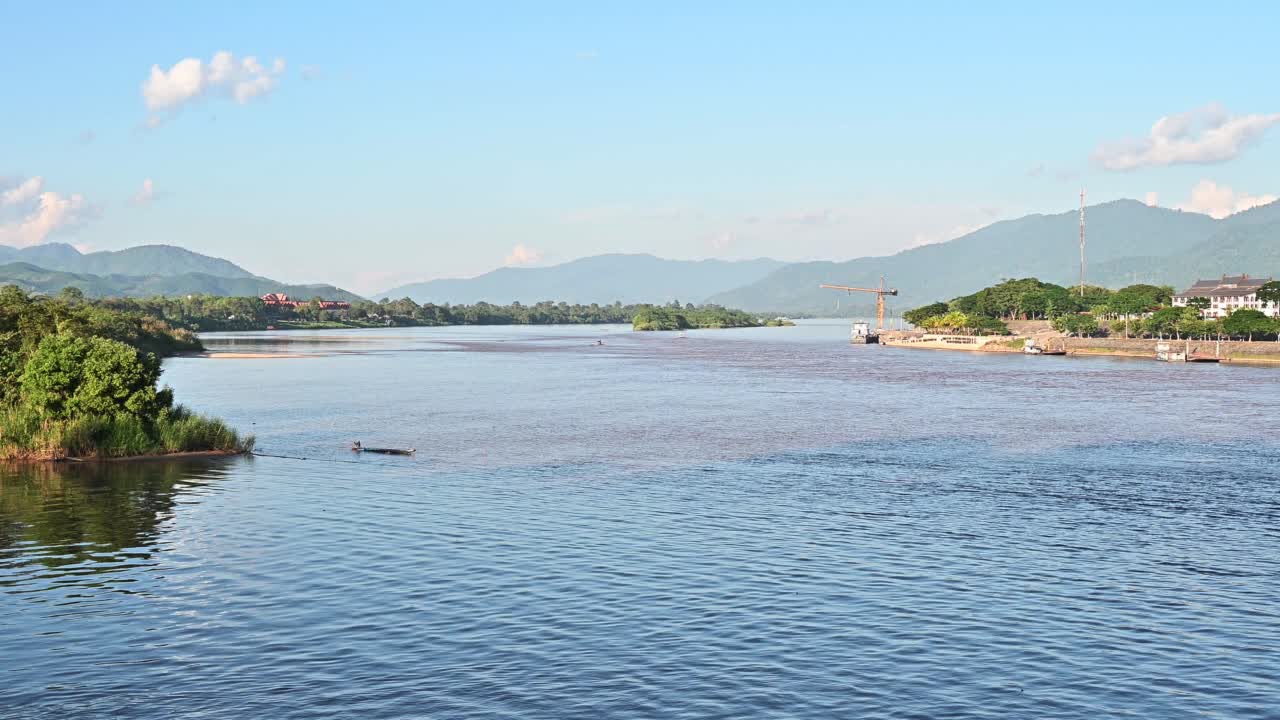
[{"x1": 820, "y1": 277, "x2": 899, "y2": 332}]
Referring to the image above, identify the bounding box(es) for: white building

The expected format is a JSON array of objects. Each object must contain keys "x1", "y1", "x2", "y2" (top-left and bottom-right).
[{"x1": 1172, "y1": 274, "x2": 1278, "y2": 319}]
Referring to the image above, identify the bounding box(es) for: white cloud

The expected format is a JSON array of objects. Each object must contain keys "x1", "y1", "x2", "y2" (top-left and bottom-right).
[
  {"x1": 0, "y1": 177, "x2": 95, "y2": 248},
  {"x1": 2, "y1": 177, "x2": 44, "y2": 207},
  {"x1": 1144, "y1": 191, "x2": 1159, "y2": 207},
  {"x1": 1175, "y1": 180, "x2": 1276, "y2": 219},
  {"x1": 504, "y1": 244, "x2": 543, "y2": 266},
  {"x1": 1094, "y1": 103, "x2": 1280, "y2": 171},
  {"x1": 142, "y1": 51, "x2": 287, "y2": 122},
  {"x1": 132, "y1": 178, "x2": 156, "y2": 206}
]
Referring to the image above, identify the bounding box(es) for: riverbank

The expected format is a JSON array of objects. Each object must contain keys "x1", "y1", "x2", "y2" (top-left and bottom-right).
[
  {"x1": 179, "y1": 351, "x2": 310, "y2": 359},
  {"x1": 882, "y1": 331, "x2": 1280, "y2": 364},
  {"x1": 56, "y1": 449, "x2": 249, "y2": 463},
  {"x1": 0, "y1": 406, "x2": 254, "y2": 463}
]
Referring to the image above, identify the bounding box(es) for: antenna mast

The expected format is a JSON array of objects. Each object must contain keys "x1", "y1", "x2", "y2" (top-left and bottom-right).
[{"x1": 1079, "y1": 189, "x2": 1086, "y2": 297}]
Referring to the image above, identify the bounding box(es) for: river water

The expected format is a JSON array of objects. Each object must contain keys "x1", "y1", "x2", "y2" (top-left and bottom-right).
[{"x1": 2, "y1": 322, "x2": 1277, "y2": 719}]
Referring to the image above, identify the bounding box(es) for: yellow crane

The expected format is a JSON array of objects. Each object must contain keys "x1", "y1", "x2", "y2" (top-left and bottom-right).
[{"x1": 819, "y1": 277, "x2": 898, "y2": 331}]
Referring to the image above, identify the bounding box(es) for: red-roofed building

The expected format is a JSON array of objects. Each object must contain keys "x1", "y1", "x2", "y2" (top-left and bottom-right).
[{"x1": 261, "y1": 293, "x2": 351, "y2": 310}]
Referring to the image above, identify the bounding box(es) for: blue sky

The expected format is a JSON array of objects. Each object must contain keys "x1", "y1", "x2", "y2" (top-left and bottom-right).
[{"x1": 2, "y1": 1, "x2": 1278, "y2": 294}]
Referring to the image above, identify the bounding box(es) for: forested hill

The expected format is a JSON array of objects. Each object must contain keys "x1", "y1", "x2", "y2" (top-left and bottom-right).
[
  {"x1": 380, "y1": 254, "x2": 785, "y2": 305},
  {"x1": 0, "y1": 262, "x2": 363, "y2": 302},
  {"x1": 0, "y1": 243, "x2": 254, "y2": 278},
  {"x1": 707, "y1": 200, "x2": 1280, "y2": 314},
  {"x1": 7, "y1": 197, "x2": 1277, "y2": 313}
]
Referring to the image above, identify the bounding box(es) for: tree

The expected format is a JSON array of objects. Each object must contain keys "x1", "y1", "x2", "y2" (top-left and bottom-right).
[
  {"x1": 1181, "y1": 316, "x2": 1211, "y2": 340},
  {"x1": 1146, "y1": 307, "x2": 1184, "y2": 338},
  {"x1": 925, "y1": 311, "x2": 975, "y2": 333},
  {"x1": 1257, "y1": 281, "x2": 1280, "y2": 307},
  {"x1": 20, "y1": 335, "x2": 173, "y2": 420},
  {"x1": 632, "y1": 307, "x2": 688, "y2": 331},
  {"x1": 1222, "y1": 309, "x2": 1274, "y2": 341},
  {"x1": 1052, "y1": 313, "x2": 1099, "y2": 337},
  {"x1": 1117, "y1": 284, "x2": 1173, "y2": 308},
  {"x1": 1257, "y1": 282, "x2": 1280, "y2": 339},
  {"x1": 1109, "y1": 291, "x2": 1150, "y2": 338},
  {"x1": 972, "y1": 316, "x2": 1011, "y2": 335},
  {"x1": 1076, "y1": 285, "x2": 1114, "y2": 311},
  {"x1": 1187, "y1": 296, "x2": 1211, "y2": 313},
  {"x1": 903, "y1": 302, "x2": 948, "y2": 327},
  {"x1": 58, "y1": 286, "x2": 86, "y2": 304}
]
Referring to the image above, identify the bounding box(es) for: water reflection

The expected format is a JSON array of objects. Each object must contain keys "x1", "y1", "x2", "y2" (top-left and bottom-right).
[{"x1": 0, "y1": 460, "x2": 229, "y2": 581}]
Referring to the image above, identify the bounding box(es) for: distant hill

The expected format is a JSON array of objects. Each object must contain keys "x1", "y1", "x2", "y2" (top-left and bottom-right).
[
  {"x1": 381, "y1": 254, "x2": 786, "y2": 305},
  {"x1": 1090, "y1": 220, "x2": 1280, "y2": 288},
  {"x1": 708, "y1": 200, "x2": 1279, "y2": 314},
  {"x1": 0, "y1": 243, "x2": 254, "y2": 279},
  {"x1": 0, "y1": 262, "x2": 364, "y2": 302}
]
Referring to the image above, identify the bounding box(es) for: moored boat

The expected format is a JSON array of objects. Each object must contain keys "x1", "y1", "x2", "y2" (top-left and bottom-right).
[{"x1": 351, "y1": 441, "x2": 416, "y2": 455}]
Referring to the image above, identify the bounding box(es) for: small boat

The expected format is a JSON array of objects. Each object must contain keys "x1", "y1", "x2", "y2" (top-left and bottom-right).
[
  {"x1": 351, "y1": 441, "x2": 415, "y2": 455},
  {"x1": 1155, "y1": 342, "x2": 1185, "y2": 362},
  {"x1": 1023, "y1": 338, "x2": 1065, "y2": 355}
]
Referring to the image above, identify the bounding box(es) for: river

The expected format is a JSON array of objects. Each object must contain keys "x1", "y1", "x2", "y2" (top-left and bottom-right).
[{"x1": 2, "y1": 321, "x2": 1277, "y2": 718}]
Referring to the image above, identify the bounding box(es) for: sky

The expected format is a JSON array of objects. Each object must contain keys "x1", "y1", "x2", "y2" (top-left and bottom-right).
[{"x1": 2, "y1": 1, "x2": 1278, "y2": 294}]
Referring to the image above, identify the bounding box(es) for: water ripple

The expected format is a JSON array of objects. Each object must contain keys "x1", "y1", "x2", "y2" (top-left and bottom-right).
[{"x1": 3, "y1": 325, "x2": 1279, "y2": 718}]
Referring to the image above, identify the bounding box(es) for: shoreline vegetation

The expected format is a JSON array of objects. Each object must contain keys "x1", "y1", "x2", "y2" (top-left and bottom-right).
[
  {"x1": 631, "y1": 305, "x2": 792, "y2": 331},
  {"x1": 890, "y1": 277, "x2": 1280, "y2": 364},
  {"x1": 1, "y1": 286, "x2": 252, "y2": 462},
  {"x1": 900, "y1": 277, "x2": 1280, "y2": 342},
  {"x1": 93, "y1": 294, "x2": 792, "y2": 333}
]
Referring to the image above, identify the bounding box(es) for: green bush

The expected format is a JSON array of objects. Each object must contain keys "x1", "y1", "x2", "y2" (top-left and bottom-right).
[{"x1": 20, "y1": 335, "x2": 173, "y2": 420}]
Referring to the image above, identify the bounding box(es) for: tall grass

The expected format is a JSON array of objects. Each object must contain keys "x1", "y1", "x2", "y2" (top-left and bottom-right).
[{"x1": 0, "y1": 405, "x2": 252, "y2": 462}]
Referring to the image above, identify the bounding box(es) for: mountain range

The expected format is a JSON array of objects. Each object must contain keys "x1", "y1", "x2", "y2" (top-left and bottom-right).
[
  {"x1": 0, "y1": 244, "x2": 361, "y2": 302},
  {"x1": 3, "y1": 199, "x2": 1278, "y2": 313},
  {"x1": 380, "y1": 199, "x2": 1280, "y2": 314},
  {"x1": 0, "y1": 243, "x2": 254, "y2": 279},
  {"x1": 708, "y1": 200, "x2": 1280, "y2": 314},
  {"x1": 380, "y1": 255, "x2": 786, "y2": 305}
]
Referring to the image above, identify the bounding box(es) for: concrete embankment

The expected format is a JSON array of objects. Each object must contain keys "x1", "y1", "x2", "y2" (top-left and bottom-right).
[
  {"x1": 1061, "y1": 337, "x2": 1280, "y2": 364},
  {"x1": 881, "y1": 332, "x2": 1280, "y2": 365}
]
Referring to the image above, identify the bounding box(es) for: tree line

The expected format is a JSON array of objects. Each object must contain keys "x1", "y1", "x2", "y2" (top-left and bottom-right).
[
  {"x1": 631, "y1": 305, "x2": 765, "y2": 331},
  {"x1": 903, "y1": 278, "x2": 1280, "y2": 341},
  {"x1": 94, "y1": 293, "x2": 767, "y2": 331}
]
